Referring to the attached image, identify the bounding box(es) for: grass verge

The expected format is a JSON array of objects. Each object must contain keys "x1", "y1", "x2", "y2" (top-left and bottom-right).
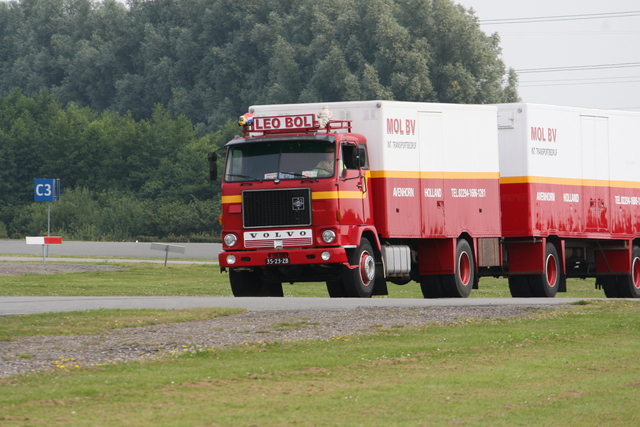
[
  {"x1": 0, "y1": 262, "x2": 607, "y2": 298},
  {"x1": 0, "y1": 307, "x2": 245, "y2": 340},
  {"x1": 0, "y1": 301, "x2": 638, "y2": 426}
]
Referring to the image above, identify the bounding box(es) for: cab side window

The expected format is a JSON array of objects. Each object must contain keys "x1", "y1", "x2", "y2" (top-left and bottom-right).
[{"x1": 342, "y1": 144, "x2": 369, "y2": 170}]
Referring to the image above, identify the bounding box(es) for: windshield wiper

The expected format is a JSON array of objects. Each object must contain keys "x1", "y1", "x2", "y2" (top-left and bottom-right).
[
  {"x1": 227, "y1": 174, "x2": 263, "y2": 182},
  {"x1": 277, "y1": 172, "x2": 319, "y2": 183}
]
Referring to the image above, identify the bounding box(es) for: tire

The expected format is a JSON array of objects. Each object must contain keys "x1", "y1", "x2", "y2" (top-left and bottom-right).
[
  {"x1": 229, "y1": 269, "x2": 283, "y2": 297},
  {"x1": 262, "y1": 281, "x2": 284, "y2": 297},
  {"x1": 612, "y1": 245, "x2": 640, "y2": 298},
  {"x1": 420, "y1": 275, "x2": 446, "y2": 298},
  {"x1": 229, "y1": 269, "x2": 261, "y2": 297},
  {"x1": 326, "y1": 280, "x2": 347, "y2": 298},
  {"x1": 342, "y1": 238, "x2": 376, "y2": 298},
  {"x1": 598, "y1": 276, "x2": 620, "y2": 298},
  {"x1": 508, "y1": 275, "x2": 533, "y2": 297},
  {"x1": 441, "y1": 239, "x2": 475, "y2": 298},
  {"x1": 529, "y1": 242, "x2": 559, "y2": 297}
]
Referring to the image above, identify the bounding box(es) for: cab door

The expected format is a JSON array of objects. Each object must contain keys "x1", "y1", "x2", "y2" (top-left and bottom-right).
[{"x1": 337, "y1": 141, "x2": 370, "y2": 225}]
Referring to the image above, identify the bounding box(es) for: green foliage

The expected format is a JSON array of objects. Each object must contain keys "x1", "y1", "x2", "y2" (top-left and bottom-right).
[
  {"x1": 0, "y1": 0, "x2": 519, "y2": 240},
  {"x1": 0, "y1": 264, "x2": 234, "y2": 297},
  {"x1": 18, "y1": 187, "x2": 223, "y2": 241},
  {"x1": 0, "y1": 90, "x2": 224, "y2": 240},
  {"x1": 0, "y1": 0, "x2": 517, "y2": 131}
]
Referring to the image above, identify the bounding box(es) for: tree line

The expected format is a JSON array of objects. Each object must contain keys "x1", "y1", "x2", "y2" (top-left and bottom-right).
[
  {"x1": 0, "y1": 89, "x2": 232, "y2": 241},
  {"x1": 0, "y1": 0, "x2": 519, "y2": 241},
  {"x1": 0, "y1": 0, "x2": 518, "y2": 131}
]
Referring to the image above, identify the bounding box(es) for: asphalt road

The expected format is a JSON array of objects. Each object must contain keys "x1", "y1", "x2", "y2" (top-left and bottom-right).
[{"x1": 0, "y1": 239, "x2": 222, "y2": 260}]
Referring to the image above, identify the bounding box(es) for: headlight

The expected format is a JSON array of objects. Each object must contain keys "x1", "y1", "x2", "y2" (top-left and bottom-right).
[
  {"x1": 226, "y1": 254, "x2": 236, "y2": 265},
  {"x1": 224, "y1": 233, "x2": 238, "y2": 247},
  {"x1": 321, "y1": 251, "x2": 331, "y2": 261},
  {"x1": 321, "y1": 229, "x2": 336, "y2": 244}
]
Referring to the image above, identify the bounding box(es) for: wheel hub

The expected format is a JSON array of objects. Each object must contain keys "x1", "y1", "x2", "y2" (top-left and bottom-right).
[
  {"x1": 458, "y1": 252, "x2": 471, "y2": 286},
  {"x1": 545, "y1": 254, "x2": 558, "y2": 288},
  {"x1": 360, "y1": 252, "x2": 375, "y2": 286}
]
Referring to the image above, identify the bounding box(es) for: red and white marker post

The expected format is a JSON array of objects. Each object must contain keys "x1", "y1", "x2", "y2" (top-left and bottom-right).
[{"x1": 26, "y1": 236, "x2": 63, "y2": 264}]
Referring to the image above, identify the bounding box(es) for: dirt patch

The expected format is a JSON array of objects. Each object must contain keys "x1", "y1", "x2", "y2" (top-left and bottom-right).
[
  {"x1": 0, "y1": 305, "x2": 552, "y2": 378},
  {"x1": 0, "y1": 262, "x2": 124, "y2": 276}
]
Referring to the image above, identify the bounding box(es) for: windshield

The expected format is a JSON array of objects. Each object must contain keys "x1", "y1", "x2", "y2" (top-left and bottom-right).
[{"x1": 224, "y1": 140, "x2": 336, "y2": 182}]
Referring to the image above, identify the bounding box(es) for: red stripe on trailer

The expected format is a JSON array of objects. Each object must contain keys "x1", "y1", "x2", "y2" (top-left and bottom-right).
[
  {"x1": 369, "y1": 175, "x2": 502, "y2": 239},
  {"x1": 500, "y1": 180, "x2": 640, "y2": 238}
]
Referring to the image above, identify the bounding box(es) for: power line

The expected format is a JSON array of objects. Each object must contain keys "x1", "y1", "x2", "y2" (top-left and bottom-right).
[
  {"x1": 516, "y1": 62, "x2": 640, "y2": 74},
  {"x1": 520, "y1": 79, "x2": 640, "y2": 88},
  {"x1": 497, "y1": 31, "x2": 640, "y2": 36},
  {"x1": 520, "y1": 75, "x2": 640, "y2": 85},
  {"x1": 480, "y1": 11, "x2": 640, "y2": 25}
]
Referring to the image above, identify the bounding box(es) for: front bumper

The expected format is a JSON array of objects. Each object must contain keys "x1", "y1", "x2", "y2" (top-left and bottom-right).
[{"x1": 218, "y1": 246, "x2": 350, "y2": 268}]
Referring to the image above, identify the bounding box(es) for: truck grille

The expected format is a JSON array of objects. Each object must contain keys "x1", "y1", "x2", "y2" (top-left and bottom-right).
[{"x1": 243, "y1": 188, "x2": 312, "y2": 228}]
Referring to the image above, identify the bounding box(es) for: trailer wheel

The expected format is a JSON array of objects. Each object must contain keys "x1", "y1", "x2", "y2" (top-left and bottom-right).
[
  {"x1": 612, "y1": 245, "x2": 640, "y2": 298},
  {"x1": 629, "y1": 246, "x2": 640, "y2": 298},
  {"x1": 441, "y1": 239, "x2": 474, "y2": 298},
  {"x1": 229, "y1": 269, "x2": 283, "y2": 297},
  {"x1": 342, "y1": 238, "x2": 376, "y2": 298},
  {"x1": 529, "y1": 243, "x2": 559, "y2": 297},
  {"x1": 598, "y1": 276, "x2": 620, "y2": 298}
]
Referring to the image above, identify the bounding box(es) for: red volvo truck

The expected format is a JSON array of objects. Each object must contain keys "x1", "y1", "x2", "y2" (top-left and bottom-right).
[{"x1": 212, "y1": 101, "x2": 640, "y2": 298}]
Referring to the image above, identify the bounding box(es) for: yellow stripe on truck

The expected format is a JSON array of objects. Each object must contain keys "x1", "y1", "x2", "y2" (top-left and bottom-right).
[
  {"x1": 313, "y1": 191, "x2": 364, "y2": 200},
  {"x1": 221, "y1": 195, "x2": 242, "y2": 203},
  {"x1": 369, "y1": 171, "x2": 499, "y2": 180},
  {"x1": 500, "y1": 176, "x2": 640, "y2": 189},
  {"x1": 221, "y1": 192, "x2": 364, "y2": 204}
]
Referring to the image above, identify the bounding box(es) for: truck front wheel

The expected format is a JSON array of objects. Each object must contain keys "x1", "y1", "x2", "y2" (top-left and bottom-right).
[
  {"x1": 326, "y1": 280, "x2": 347, "y2": 297},
  {"x1": 342, "y1": 238, "x2": 376, "y2": 298},
  {"x1": 229, "y1": 268, "x2": 283, "y2": 297}
]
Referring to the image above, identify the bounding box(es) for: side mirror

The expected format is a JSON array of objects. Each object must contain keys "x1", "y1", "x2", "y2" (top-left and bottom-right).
[{"x1": 208, "y1": 152, "x2": 218, "y2": 181}]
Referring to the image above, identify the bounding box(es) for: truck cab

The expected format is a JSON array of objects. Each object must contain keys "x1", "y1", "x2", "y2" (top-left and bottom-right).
[{"x1": 217, "y1": 111, "x2": 381, "y2": 297}]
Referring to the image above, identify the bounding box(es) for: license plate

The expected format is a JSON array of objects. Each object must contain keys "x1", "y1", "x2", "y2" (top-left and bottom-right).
[{"x1": 266, "y1": 258, "x2": 290, "y2": 265}]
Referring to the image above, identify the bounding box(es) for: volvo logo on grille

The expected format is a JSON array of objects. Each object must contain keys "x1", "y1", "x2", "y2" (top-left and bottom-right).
[{"x1": 292, "y1": 197, "x2": 305, "y2": 211}]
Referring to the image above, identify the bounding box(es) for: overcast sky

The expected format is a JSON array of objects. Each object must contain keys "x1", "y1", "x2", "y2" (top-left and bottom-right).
[{"x1": 458, "y1": 0, "x2": 640, "y2": 111}]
